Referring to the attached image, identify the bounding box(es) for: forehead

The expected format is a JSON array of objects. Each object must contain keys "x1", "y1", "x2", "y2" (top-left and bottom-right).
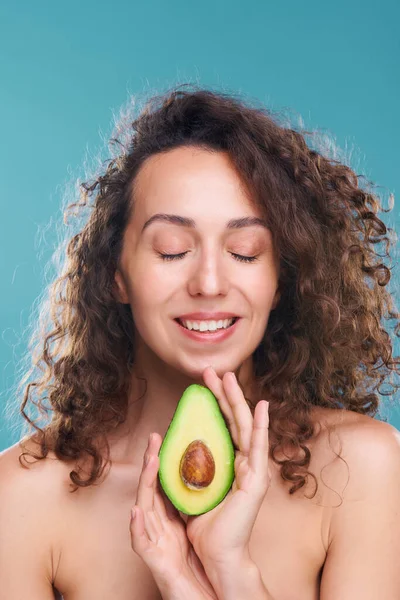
[{"x1": 132, "y1": 146, "x2": 259, "y2": 220}]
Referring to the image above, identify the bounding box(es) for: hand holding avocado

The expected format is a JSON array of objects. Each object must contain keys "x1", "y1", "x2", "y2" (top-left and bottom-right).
[
  {"x1": 129, "y1": 432, "x2": 218, "y2": 599},
  {"x1": 184, "y1": 367, "x2": 271, "y2": 575},
  {"x1": 129, "y1": 365, "x2": 271, "y2": 598}
]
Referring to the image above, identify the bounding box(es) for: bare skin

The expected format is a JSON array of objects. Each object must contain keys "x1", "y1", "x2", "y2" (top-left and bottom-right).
[
  {"x1": 0, "y1": 405, "x2": 378, "y2": 600},
  {"x1": 1, "y1": 147, "x2": 399, "y2": 599}
]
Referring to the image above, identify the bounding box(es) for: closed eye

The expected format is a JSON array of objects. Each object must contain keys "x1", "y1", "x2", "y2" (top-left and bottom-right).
[{"x1": 158, "y1": 252, "x2": 259, "y2": 263}]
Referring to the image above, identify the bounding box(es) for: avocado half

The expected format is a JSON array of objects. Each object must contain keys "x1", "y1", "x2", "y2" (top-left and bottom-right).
[{"x1": 158, "y1": 384, "x2": 235, "y2": 516}]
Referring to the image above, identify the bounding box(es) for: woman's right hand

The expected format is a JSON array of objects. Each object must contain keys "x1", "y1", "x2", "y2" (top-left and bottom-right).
[{"x1": 129, "y1": 432, "x2": 218, "y2": 600}]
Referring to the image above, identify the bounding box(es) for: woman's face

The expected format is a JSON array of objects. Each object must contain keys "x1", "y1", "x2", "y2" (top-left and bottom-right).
[{"x1": 114, "y1": 146, "x2": 280, "y2": 381}]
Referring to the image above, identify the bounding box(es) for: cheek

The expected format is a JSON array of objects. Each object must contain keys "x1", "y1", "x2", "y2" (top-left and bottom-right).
[
  {"x1": 247, "y1": 269, "x2": 279, "y2": 314},
  {"x1": 129, "y1": 261, "x2": 177, "y2": 310}
]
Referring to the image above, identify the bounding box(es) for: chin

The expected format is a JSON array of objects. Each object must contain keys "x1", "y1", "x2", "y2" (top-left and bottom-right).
[{"x1": 183, "y1": 360, "x2": 240, "y2": 384}]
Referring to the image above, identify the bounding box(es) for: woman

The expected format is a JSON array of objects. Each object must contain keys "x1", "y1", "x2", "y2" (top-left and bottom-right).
[{"x1": 1, "y1": 84, "x2": 399, "y2": 599}]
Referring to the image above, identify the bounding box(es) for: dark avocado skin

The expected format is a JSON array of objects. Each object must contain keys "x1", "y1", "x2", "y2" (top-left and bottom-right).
[{"x1": 158, "y1": 384, "x2": 235, "y2": 515}]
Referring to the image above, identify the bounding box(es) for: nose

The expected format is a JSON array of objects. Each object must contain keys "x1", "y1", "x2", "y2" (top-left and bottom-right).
[{"x1": 186, "y1": 248, "x2": 230, "y2": 297}]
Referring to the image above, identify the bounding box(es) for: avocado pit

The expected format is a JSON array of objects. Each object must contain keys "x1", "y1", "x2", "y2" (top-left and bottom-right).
[{"x1": 179, "y1": 439, "x2": 216, "y2": 490}]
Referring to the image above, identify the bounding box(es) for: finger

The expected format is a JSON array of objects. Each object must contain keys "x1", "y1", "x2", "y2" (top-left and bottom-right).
[
  {"x1": 145, "y1": 508, "x2": 164, "y2": 543},
  {"x1": 131, "y1": 503, "x2": 163, "y2": 546},
  {"x1": 202, "y1": 366, "x2": 239, "y2": 444},
  {"x1": 222, "y1": 371, "x2": 253, "y2": 455},
  {"x1": 136, "y1": 434, "x2": 161, "y2": 511},
  {"x1": 137, "y1": 434, "x2": 165, "y2": 542},
  {"x1": 249, "y1": 400, "x2": 270, "y2": 478},
  {"x1": 130, "y1": 506, "x2": 151, "y2": 555},
  {"x1": 153, "y1": 483, "x2": 171, "y2": 521}
]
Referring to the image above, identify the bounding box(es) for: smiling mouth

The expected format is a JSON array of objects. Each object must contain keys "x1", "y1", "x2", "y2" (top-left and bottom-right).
[{"x1": 174, "y1": 317, "x2": 240, "y2": 332}]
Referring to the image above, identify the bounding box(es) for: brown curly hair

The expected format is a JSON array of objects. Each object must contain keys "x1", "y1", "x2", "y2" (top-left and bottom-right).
[{"x1": 14, "y1": 83, "x2": 400, "y2": 496}]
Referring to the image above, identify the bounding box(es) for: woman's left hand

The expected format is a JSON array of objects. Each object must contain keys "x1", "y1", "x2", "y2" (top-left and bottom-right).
[{"x1": 185, "y1": 366, "x2": 272, "y2": 571}]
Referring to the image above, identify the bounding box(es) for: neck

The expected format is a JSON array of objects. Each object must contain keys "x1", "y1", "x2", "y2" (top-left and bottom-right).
[{"x1": 103, "y1": 341, "x2": 258, "y2": 467}]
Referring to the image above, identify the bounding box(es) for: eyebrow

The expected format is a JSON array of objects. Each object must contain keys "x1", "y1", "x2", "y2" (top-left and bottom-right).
[{"x1": 141, "y1": 213, "x2": 269, "y2": 233}]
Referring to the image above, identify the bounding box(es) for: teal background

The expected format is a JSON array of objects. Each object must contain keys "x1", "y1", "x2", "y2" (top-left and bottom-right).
[{"x1": 1, "y1": 0, "x2": 399, "y2": 451}]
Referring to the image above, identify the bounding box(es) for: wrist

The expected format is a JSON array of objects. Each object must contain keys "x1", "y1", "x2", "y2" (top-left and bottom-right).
[
  {"x1": 203, "y1": 556, "x2": 272, "y2": 600},
  {"x1": 160, "y1": 570, "x2": 214, "y2": 600}
]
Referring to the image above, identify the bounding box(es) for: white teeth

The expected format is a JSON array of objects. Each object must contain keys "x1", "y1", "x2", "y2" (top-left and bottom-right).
[{"x1": 180, "y1": 318, "x2": 235, "y2": 331}]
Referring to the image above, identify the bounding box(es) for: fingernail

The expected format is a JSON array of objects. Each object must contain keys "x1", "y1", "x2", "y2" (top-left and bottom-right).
[
  {"x1": 229, "y1": 372, "x2": 236, "y2": 382},
  {"x1": 131, "y1": 508, "x2": 136, "y2": 520},
  {"x1": 144, "y1": 454, "x2": 150, "y2": 466}
]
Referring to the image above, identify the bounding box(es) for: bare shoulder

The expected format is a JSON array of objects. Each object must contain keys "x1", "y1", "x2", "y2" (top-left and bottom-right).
[
  {"x1": 0, "y1": 434, "x2": 71, "y2": 493},
  {"x1": 0, "y1": 436, "x2": 70, "y2": 587},
  {"x1": 308, "y1": 406, "x2": 400, "y2": 504},
  {"x1": 310, "y1": 405, "x2": 400, "y2": 455},
  {"x1": 307, "y1": 409, "x2": 400, "y2": 595}
]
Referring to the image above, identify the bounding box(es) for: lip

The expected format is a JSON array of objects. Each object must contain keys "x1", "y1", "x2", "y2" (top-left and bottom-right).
[
  {"x1": 176, "y1": 312, "x2": 239, "y2": 320},
  {"x1": 174, "y1": 317, "x2": 241, "y2": 343}
]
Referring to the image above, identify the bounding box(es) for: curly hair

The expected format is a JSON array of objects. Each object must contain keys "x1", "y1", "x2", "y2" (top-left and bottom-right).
[{"x1": 15, "y1": 83, "x2": 400, "y2": 497}]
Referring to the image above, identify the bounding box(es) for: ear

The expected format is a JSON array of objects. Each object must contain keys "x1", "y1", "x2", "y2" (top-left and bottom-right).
[{"x1": 113, "y1": 269, "x2": 130, "y2": 304}]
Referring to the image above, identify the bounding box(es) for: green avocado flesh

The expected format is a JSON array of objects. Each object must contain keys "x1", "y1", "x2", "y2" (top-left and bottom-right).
[{"x1": 158, "y1": 384, "x2": 235, "y2": 516}]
